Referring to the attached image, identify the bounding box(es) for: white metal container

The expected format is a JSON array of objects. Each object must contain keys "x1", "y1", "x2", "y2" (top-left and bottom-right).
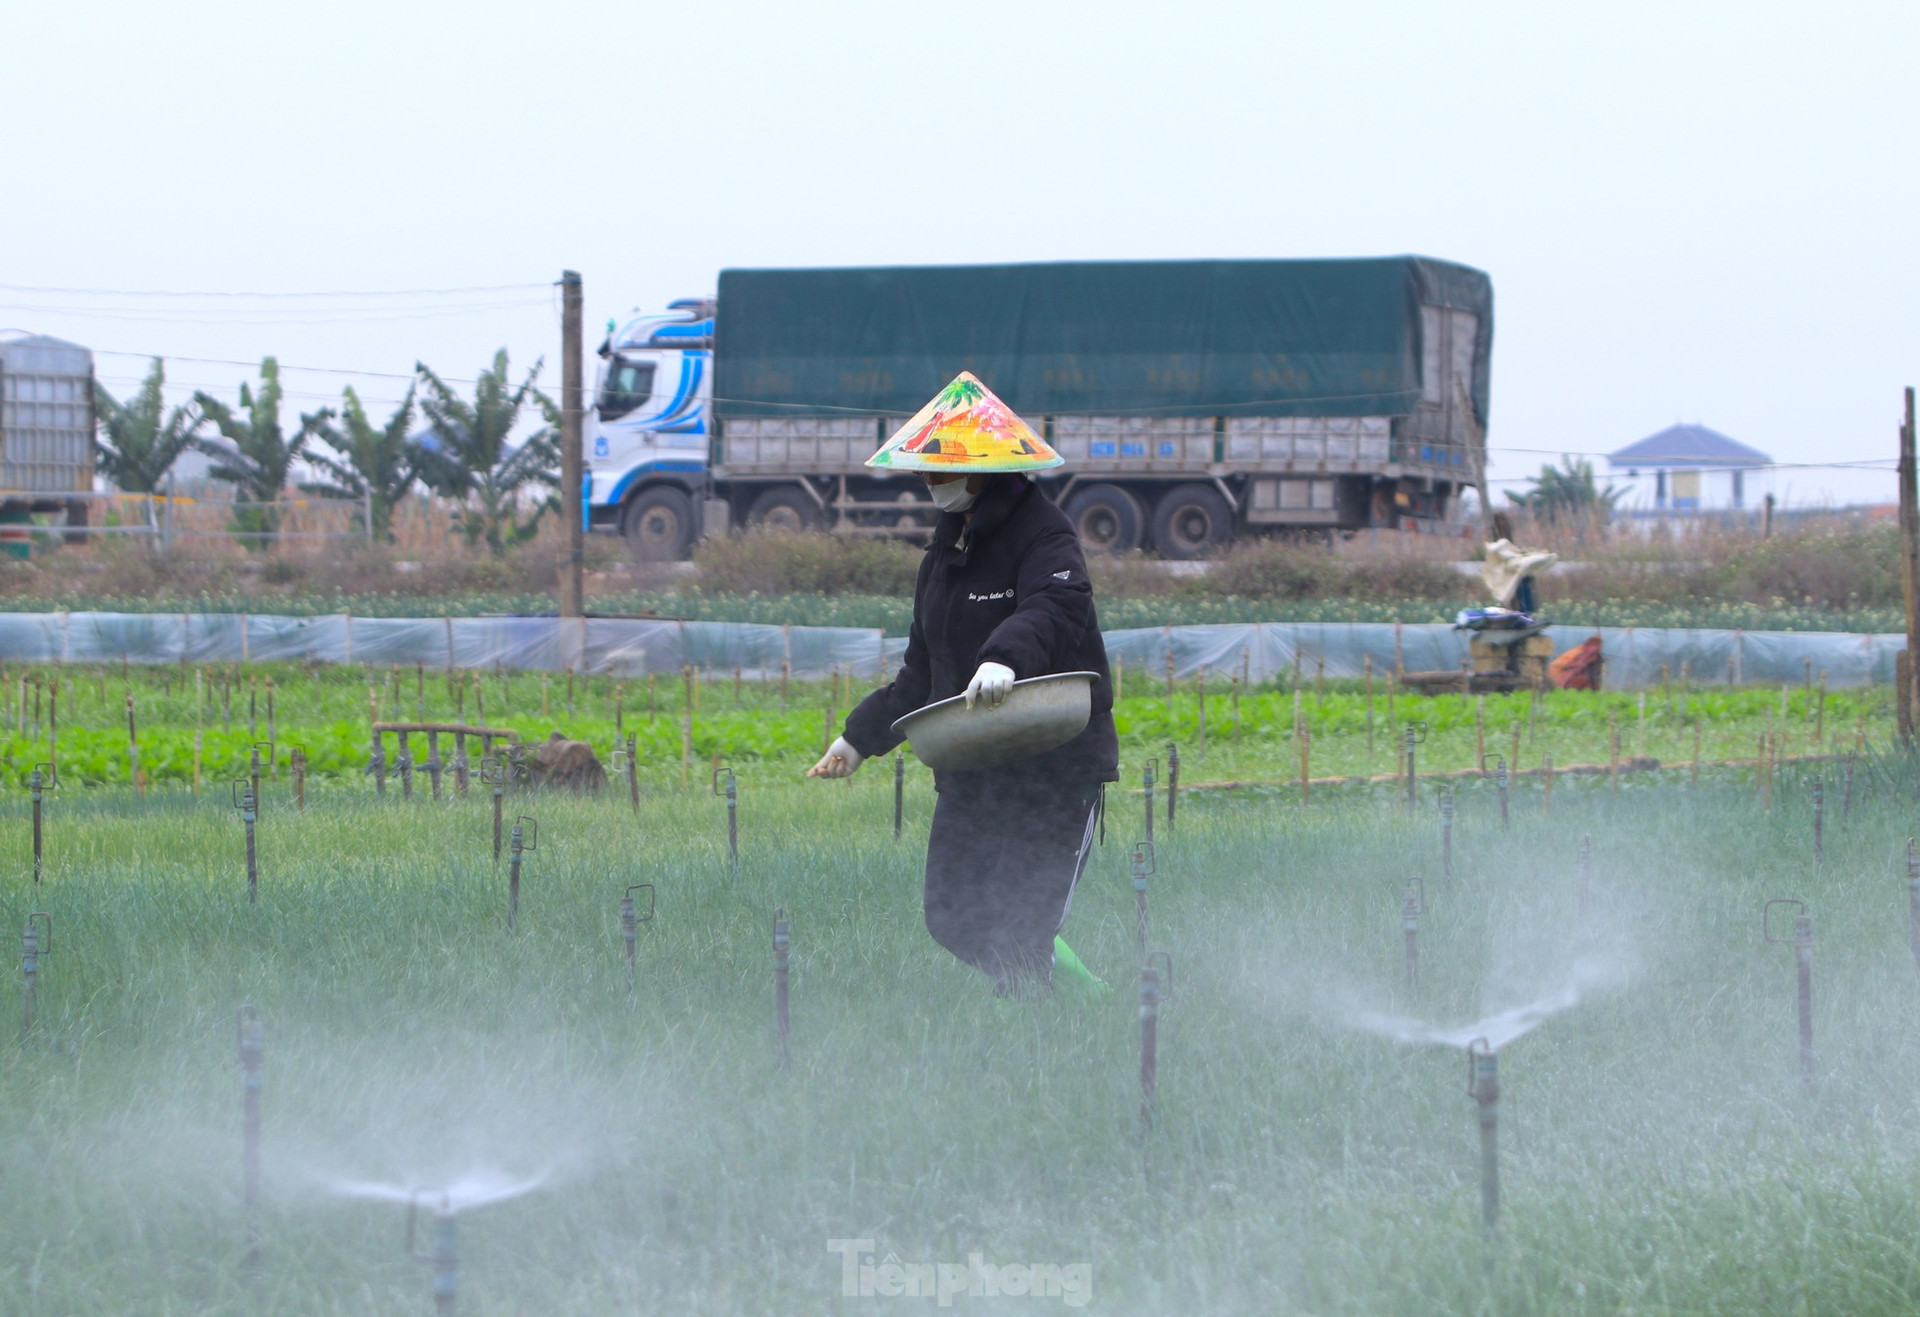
[{"x1": 891, "y1": 671, "x2": 1099, "y2": 772}]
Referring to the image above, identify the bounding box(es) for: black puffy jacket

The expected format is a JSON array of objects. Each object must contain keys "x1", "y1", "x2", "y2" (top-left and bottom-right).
[{"x1": 844, "y1": 474, "x2": 1119, "y2": 788}]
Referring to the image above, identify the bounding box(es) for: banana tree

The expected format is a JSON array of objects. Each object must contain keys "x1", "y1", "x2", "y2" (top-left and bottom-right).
[
  {"x1": 193, "y1": 358, "x2": 330, "y2": 547},
  {"x1": 302, "y1": 385, "x2": 416, "y2": 541},
  {"x1": 411, "y1": 350, "x2": 559, "y2": 553},
  {"x1": 95, "y1": 357, "x2": 202, "y2": 494}
]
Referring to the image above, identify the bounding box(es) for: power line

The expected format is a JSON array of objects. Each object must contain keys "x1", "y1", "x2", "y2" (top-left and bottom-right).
[
  {"x1": 0, "y1": 281, "x2": 551, "y2": 299},
  {"x1": 0, "y1": 298, "x2": 553, "y2": 326}
]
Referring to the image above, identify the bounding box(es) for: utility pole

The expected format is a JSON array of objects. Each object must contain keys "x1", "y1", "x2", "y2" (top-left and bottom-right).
[
  {"x1": 559, "y1": 269, "x2": 585, "y2": 619},
  {"x1": 1901, "y1": 387, "x2": 1919, "y2": 742}
]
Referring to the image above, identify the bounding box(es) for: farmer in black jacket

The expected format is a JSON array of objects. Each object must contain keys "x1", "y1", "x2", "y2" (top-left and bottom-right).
[{"x1": 808, "y1": 373, "x2": 1119, "y2": 996}]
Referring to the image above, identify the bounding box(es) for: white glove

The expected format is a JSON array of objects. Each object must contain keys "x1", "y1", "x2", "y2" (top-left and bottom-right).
[
  {"x1": 807, "y1": 735, "x2": 865, "y2": 779},
  {"x1": 965, "y1": 661, "x2": 1016, "y2": 710}
]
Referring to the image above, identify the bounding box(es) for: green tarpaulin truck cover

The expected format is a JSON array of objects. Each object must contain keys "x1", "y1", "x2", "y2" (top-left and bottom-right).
[{"x1": 714, "y1": 257, "x2": 1491, "y2": 422}]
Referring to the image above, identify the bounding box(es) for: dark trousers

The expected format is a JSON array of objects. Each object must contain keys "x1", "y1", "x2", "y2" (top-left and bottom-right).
[{"x1": 922, "y1": 776, "x2": 1101, "y2": 991}]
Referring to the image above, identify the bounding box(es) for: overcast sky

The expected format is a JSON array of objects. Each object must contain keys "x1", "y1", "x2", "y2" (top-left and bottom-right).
[{"x1": 3, "y1": 0, "x2": 1914, "y2": 506}]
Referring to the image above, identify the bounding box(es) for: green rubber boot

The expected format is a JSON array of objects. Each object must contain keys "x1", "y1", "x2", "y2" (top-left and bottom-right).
[{"x1": 1053, "y1": 936, "x2": 1111, "y2": 1001}]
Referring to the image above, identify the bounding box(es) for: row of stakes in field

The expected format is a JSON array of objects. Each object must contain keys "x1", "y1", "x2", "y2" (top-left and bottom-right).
[{"x1": 12, "y1": 730, "x2": 1862, "y2": 1291}]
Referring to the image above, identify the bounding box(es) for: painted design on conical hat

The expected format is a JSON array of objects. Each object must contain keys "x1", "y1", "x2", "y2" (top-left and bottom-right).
[{"x1": 866, "y1": 372, "x2": 1063, "y2": 473}]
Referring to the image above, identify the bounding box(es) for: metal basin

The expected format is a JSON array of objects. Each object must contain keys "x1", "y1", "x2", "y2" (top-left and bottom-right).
[{"x1": 891, "y1": 671, "x2": 1099, "y2": 772}]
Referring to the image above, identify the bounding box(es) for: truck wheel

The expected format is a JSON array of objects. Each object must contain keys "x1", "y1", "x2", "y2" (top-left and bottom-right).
[
  {"x1": 621, "y1": 486, "x2": 696, "y2": 560},
  {"x1": 1064, "y1": 484, "x2": 1145, "y2": 554},
  {"x1": 1152, "y1": 484, "x2": 1233, "y2": 559},
  {"x1": 745, "y1": 485, "x2": 821, "y2": 533}
]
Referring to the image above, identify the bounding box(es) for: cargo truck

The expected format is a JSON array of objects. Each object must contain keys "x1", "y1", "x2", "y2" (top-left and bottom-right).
[
  {"x1": 0, "y1": 333, "x2": 96, "y2": 553},
  {"x1": 586, "y1": 257, "x2": 1491, "y2": 558}
]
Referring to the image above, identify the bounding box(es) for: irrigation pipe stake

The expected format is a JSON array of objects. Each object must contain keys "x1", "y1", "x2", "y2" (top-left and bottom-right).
[
  {"x1": 1401, "y1": 878, "x2": 1423, "y2": 993},
  {"x1": 21, "y1": 912, "x2": 50, "y2": 1033},
  {"x1": 621, "y1": 883, "x2": 655, "y2": 992},
  {"x1": 126, "y1": 693, "x2": 141, "y2": 795},
  {"x1": 1468, "y1": 1040, "x2": 1500, "y2": 1230},
  {"x1": 1440, "y1": 789, "x2": 1453, "y2": 885},
  {"x1": 290, "y1": 745, "x2": 307, "y2": 812},
  {"x1": 773, "y1": 909, "x2": 792, "y2": 1068},
  {"x1": 1907, "y1": 839, "x2": 1920, "y2": 972},
  {"x1": 507, "y1": 816, "x2": 537, "y2": 930},
  {"x1": 238, "y1": 1004, "x2": 264, "y2": 1265},
  {"x1": 893, "y1": 752, "x2": 905, "y2": 840},
  {"x1": 1481, "y1": 753, "x2": 1510, "y2": 830},
  {"x1": 713, "y1": 765, "x2": 738, "y2": 866},
  {"x1": 406, "y1": 1192, "x2": 458, "y2": 1315},
  {"x1": 1167, "y1": 744, "x2": 1180, "y2": 827},
  {"x1": 1403, "y1": 721, "x2": 1427, "y2": 810},
  {"x1": 480, "y1": 755, "x2": 505, "y2": 860},
  {"x1": 1578, "y1": 834, "x2": 1592, "y2": 930},
  {"x1": 1131, "y1": 840, "x2": 1155, "y2": 960},
  {"x1": 1763, "y1": 899, "x2": 1815, "y2": 1090},
  {"x1": 1139, "y1": 951, "x2": 1171, "y2": 1132},
  {"x1": 28, "y1": 762, "x2": 53, "y2": 884},
  {"x1": 232, "y1": 779, "x2": 259, "y2": 904},
  {"x1": 1142, "y1": 758, "x2": 1156, "y2": 845},
  {"x1": 1812, "y1": 778, "x2": 1824, "y2": 863}
]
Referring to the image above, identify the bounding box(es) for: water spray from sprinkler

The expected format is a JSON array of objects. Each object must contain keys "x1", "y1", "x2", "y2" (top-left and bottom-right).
[
  {"x1": 1811, "y1": 778, "x2": 1824, "y2": 863},
  {"x1": 232, "y1": 779, "x2": 259, "y2": 905},
  {"x1": 506, "y1": 816, "x2": 537, "y2": 931},
  {"x1": 331, "y1": 1172, "x2": 546, "y2": 1315},
  {"x1": 21, "y1": 911, "x2": 49, "y2": 1033},
  {"x1": 1440, "y1": 788, "x2": 1453, "y2": 886},
  {"x1": 621, "y1": 883, "x2": 655, "y2": 991},
  {"x1": 1139, "y1": 951, "x2": 1171, "y2": 1132},
  {"x1": 1763, "y1": 898, "x2": 1815, "y2": 1090}
]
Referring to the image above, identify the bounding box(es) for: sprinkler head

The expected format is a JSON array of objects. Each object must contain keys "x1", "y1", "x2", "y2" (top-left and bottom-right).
[
  {"x1": 237, "y1": 1004, "x2": 263, "y2": 1072},
  {"x1": 711, "y1": 765, "x2": 736, "y2": 799},
  {"x1": 1405, "y1": 720, "x2": 1429, "y2": 745},
  {"x1": 512, "y1": 816, "x2": 539, "y2": 852},
  {"x1": 1763, "y1": 898, "x2": 1810, "y2": 948},
  {"x1": 1401, "y1": 879, "x2": 1423, "y2": 931},
  {"x1": 1467, "y1": 1038, "x2": 1498, "y2": 1104},
  {"x1": 1131, "y1": 840, "x2": 1155, "y2": 892},
  {"x1": 22, "y1": 912, "x2": 51, "y2": 966},
  {"x1": 622, "y1": 883, "x2": 655, "y2": 933},
  {"x1": 230, "y1": 779, "x2": 256, "y2": 821}
]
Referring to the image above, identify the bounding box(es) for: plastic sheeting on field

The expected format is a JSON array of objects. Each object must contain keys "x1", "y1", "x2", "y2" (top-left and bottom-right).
[{"x1": 0, "y1": 613, "x2": 1902, "y2": 689}]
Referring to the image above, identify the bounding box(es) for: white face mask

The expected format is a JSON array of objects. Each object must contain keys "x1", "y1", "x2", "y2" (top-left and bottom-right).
[{"x1": 927, "y1": 479, "x2": 978, "y2": 513}]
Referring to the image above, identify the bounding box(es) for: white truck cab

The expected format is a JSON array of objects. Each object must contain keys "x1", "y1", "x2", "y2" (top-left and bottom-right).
[{"x1": 586, "y1": 298, "x2": 715, "y2": 558}]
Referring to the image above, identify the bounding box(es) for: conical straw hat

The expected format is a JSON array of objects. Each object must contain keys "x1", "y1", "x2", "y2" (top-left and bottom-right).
[{"x1": 866, "y1": 372, "x2": 1063, "y2": 473}]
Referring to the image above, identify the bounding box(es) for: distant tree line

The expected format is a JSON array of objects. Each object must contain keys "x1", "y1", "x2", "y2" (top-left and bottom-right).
[{"x1": 93, "y1": 350, "x2": 559, "y2": 551}]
